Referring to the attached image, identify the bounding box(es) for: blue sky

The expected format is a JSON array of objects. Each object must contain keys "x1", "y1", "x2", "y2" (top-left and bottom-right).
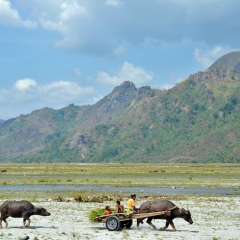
[{"x1": 0, "y1": 0, "x2": 240, "y2": 120}]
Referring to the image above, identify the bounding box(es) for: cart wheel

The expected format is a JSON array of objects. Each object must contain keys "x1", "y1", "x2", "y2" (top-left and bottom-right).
[
  {"x1": 106, "y1": 216, "x2": 121, "y2": 231},
  {"x1": 121, "y1": 220, "x2": 133, "y2": 229}
]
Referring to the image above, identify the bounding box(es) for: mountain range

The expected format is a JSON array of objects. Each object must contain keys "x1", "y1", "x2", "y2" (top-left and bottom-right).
[{"x1": 1, "y1": 51, "x2": 240, "y2": 163}]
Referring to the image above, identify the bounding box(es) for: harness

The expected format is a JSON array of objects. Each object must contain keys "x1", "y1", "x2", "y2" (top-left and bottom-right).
[{"x1": 141, "y1": 201, "x2": 178, "y2": 213}]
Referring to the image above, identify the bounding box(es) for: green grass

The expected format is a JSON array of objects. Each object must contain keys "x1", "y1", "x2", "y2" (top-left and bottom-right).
[
  {"x1": 0, "y1": 163, "x2": 239, "y2": 190},
  {"x1": 87, "y1": 208, "x2": 106, "y2": 223}
]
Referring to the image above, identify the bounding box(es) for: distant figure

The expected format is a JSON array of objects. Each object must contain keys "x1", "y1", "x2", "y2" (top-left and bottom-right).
[
  {"x1": 116, "y1": 200, "x2": 124, "y2": 213},
  {"x1": 104, "y1": 206, "x2": 112, "y2": 215},
  {"x1": 127, "y1": 193, "x2": 139, "y2": 212},
  {"x1": 19, "y1": 237, "x2": 29, "y2": 240}
]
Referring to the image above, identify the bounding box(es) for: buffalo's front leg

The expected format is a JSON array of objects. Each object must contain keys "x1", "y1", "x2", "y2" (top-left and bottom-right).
[
  {"x1": 169, "y1": 220, "x2": 176, "y2": 231},
  {"x1": 159, "y1": 220, "x2": 170, "y2": 231},
  {"x1": 26, "y1": 218, "x2": 31, "y2": 227},
  {"x1": 23, "y1": 218, "x2": 31, "y2": 228},
  {"x1": 23, "y1": 213, "x2": 31, "y2": 228},
  {"x1": 23, "y1": 219, "x2": 27, "y2": 228},
  {"x1": 160, "y1": 220, "x2": 177, "y2": 231},
  {"x1": 146, "y1": 217, "x2": 156, "y2": 229}
]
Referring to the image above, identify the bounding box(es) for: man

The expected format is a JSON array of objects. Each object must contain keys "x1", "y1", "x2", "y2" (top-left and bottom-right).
[
  {"x1": 116, "y1": 200, "x2": 124, "y2": 213},
  {"x1": 127, "y1": 193, "x2": 139, "y2": 212}
]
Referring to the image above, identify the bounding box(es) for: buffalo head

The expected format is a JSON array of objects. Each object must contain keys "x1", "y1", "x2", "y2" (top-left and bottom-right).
[
  {"x1": 181, "y1": 208, "x2": 193, "y2": 224},
  {"x1": 37, "y1": 207, "x2": 51, "y2": 216}
]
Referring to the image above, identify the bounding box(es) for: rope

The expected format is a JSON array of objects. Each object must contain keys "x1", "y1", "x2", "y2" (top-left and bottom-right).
[{"x1": 142, "y1": 204, "x2": 178, "y2": 213}]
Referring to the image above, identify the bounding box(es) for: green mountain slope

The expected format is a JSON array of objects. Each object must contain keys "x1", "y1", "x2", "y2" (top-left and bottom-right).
[{"x1": 1, "y1": 52, "x2": 240, "y2": 163}]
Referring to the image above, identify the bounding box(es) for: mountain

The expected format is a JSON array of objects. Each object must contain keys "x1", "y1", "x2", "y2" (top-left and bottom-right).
[
  {"x1": 208, "y1": 51, "x2": 240, "y2": 72},
  {"x1": 0, "y1": 52, "x2": 240, "y2": 163}
]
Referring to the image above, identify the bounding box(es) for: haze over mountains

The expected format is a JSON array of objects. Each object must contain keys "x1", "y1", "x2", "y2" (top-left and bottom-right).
[{"x1": 1, "y1": 52, "x2": 240, "y2": 163}]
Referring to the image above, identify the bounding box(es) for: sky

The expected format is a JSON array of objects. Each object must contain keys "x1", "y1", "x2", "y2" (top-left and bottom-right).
[{"x1": 1, "y1": 0, "x2": 240, "y2": 120}]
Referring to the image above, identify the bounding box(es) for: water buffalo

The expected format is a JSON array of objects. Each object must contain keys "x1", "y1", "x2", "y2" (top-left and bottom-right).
[
  {"x1": 0, "y1": 200, "x2": 51, "y2": 228},
  {"x1": 137, "y1": 200, "x2": 193, "y2": 231}
]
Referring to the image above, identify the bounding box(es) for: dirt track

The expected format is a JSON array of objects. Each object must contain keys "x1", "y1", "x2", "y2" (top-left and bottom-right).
[{"x1": 0, "y1": 196, "x2": 239, "y2": 240}]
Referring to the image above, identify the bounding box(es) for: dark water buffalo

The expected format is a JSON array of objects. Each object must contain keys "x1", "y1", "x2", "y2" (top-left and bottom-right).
[
  {"x1": 137, "y1": 200, "x2": 193, "y2": 231},
  {"x1": 0, "y1": 200, "x2": 51, "y2": 228}
]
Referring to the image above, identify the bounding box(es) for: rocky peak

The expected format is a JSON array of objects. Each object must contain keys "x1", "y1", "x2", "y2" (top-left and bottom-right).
[
  {"x1": 88, "y1": 81, "x2": 137, "y2": 121},
  {"x1": 104, "y1": 81, "x2": 137, "y2": 110},
  {"x1": 208, "y1": 51, "x2": 240, "y2": 72},
  {"x1": 110, "y1": 81, "x2": 137, "y2": 99}
]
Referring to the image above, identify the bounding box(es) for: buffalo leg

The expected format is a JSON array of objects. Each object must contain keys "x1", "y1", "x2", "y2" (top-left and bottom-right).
[
  {"x1": 0, "y1": 218, "x2": 8, "y2": 228},
  {"x1": 23, "y1": 218, "x2": 30, "y2": 228},
  {"x1": 26, "y1": 218, "x2": 31, "y2": 227},
  {"x1": 23, "y1": 219, "x2": 26, "y2": 228},
  {"x1": 23, "y1": 216, "x2": 31, "y2": 228},
  {"x1": 169, "y1": 221, "x2": 176, "y2": 231},
  {"x1": 137, "y1": 218, "x2": 145, "y2": 227},
  {"x1": 4, "y1": 219, "x2": 8, "y2": 228},
  {"x1": 146, "y1": 217, "x2": 156, "y2": 229},
  {"x1": 160, "y1": 220, "x2": 177, "y2": 231},
  {"x1": 159, "y1": 220, "x2": 170, "y2": 231},
  {"x1": 137, "y1": 219, "x2": 140, "y2": 228}
]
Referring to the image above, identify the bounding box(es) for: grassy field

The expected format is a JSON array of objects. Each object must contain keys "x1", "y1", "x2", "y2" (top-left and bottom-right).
[{"x1": 0, "y1": 163, "x2": 239, "y2": 200}]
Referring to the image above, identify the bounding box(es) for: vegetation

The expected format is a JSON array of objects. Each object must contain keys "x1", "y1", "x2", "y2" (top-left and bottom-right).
[
  {"x1": 0, "y1": 163, "x2": 239, "y2": 188},
  {"x1": 1, "y1": 56, "x2": 240, "y2": 163},
  {"x1": 0, "y1": 163, "x2": 239, "y2": 201},
  {"x1": 88, "y1": 208, "x2": 112, "y2": 223}
]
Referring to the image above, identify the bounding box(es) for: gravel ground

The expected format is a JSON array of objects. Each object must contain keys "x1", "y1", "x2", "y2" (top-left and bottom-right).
[{"x1": 0, "y1": 196, "x2": 239, "y2": 240}]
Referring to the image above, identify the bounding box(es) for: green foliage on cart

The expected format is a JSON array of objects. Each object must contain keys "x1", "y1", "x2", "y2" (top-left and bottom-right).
[{"x1": 88, "y1": 208, "x2": 115, "y2": 223}]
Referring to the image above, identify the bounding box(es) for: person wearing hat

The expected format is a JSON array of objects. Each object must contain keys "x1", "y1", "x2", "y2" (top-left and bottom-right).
[{"x1": 127, "y1": 193, "x2": 139, "y2": 212}]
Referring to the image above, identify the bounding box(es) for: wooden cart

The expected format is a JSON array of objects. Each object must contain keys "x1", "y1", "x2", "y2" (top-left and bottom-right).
[{"x1": 95, "y1": 210, "x2": 171, "y2": 231}]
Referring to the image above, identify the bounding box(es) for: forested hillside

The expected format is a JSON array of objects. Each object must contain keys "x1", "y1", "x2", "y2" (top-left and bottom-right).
[{"x1": 1, "y1": 52, "x2": 240, "y2": 163}]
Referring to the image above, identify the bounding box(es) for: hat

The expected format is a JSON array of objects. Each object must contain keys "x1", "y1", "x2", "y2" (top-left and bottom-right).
[{"x1": 131, "y1": 193, "x2": 136, "y2": 199}]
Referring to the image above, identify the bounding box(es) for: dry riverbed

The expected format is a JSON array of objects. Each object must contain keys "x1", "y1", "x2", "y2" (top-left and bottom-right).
[{"x1": 0, "y1": 196, "x2": 239, "y2": 240}]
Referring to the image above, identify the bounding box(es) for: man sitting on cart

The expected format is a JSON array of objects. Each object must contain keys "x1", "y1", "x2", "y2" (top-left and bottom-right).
[
  {"x1": 127, "y1": 193, "x2": 139, "y2": 213},
  {"x1": 116, "y1": 200, "x2": 124, "y2": 213}
]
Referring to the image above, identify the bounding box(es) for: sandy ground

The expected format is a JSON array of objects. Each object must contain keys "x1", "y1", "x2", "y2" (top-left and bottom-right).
[{"x1": 0, "y1": 196, "x2": 239, "y2": 240}]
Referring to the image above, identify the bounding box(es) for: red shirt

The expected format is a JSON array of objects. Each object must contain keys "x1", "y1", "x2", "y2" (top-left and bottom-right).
[{"x1": 104, "y1": 210, "x2": 112, "y2": 215}]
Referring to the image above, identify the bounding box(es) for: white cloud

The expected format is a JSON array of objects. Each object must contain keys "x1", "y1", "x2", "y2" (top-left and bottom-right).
[
  {"x1": 39, "y1": 4, "x2": 86, "y2": 33},
  {"x1": 161, "y1": 84, "x2": 173, "y2": 90},
  {"x1": 38, "y1": 1, "x2": 88, "y2": 51},
  {"x1": 0, "y1": 0, "x2": 37, "y2": 28},
  {"x1": 111, "y1": 46, "x2": 126, "y2": 56},
  {"x1": 194, "y1": 46, "x2": 238, "y2": 68},
  {"x1": 4, "y1": 0, "x2": 240, "y2": 56},
  {"x1": 97, "y1": 62, "x2": 154, "y2": 86},
  {"x1": 14, "y1": 79, "x2": 37, "y2": 91},
  {"x1": 105, "y1": 0, "x2": 123, "y2": 7},
  {"x1": 0, "y1": 79, "x2": 95, "y2": 119},
  {"x1": 41, "y1": 81, "x2": 93, "y2": 101}
]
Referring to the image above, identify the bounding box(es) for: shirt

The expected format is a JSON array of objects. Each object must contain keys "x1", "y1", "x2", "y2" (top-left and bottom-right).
[
  {"x1": 104, "y1": 210, "x2": 112, "y2": 215},
  {"x1": 127, "y1": 198, "x2": 135, "y2": 209}
]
